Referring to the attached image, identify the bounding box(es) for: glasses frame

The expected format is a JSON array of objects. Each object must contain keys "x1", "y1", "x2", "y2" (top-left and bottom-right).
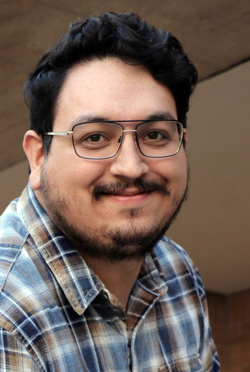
[{"x1": 45, "y1": 119, "x2": 187, "y2": 160}]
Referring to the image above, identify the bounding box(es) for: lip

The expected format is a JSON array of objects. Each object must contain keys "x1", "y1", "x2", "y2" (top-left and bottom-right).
[{"x1": 106, "y1": 190, "x2": 152, "y2": 205}]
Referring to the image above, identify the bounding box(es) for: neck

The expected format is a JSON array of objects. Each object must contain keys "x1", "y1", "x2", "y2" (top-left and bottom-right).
[{"x1": 81, "y1": 255, "x2": 143, "y2": 310}]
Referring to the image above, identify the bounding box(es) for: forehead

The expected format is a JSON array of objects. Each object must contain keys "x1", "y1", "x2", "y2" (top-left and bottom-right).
[{"x1": 54, "y1": 58, "x2": 177, "y2": 129}]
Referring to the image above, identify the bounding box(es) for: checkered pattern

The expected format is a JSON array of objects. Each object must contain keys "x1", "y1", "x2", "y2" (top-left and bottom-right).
[{"x1": 0, "y1": 185, "x2": 220, "y2": 371}]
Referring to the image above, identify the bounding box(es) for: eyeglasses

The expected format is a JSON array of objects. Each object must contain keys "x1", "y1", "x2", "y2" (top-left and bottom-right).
[{"x1": 45, "y1": 120, "x2": 186, "y2": 160}]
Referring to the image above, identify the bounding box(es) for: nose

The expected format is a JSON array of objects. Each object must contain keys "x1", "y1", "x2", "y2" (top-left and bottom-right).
[{"x1": 109, "y1": 131, "x2": 149, "y2": 179}]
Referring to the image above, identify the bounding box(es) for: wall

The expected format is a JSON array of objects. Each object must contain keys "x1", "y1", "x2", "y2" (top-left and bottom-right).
[
  {"x1": 0, "y1": 160, "x2": 28, "y2": 214},
  {"x1": 207, "y1": 292, "x2": 229, "y2": 370},
  {"x1": 207, "y1": 289, "x2": 250, "y2": 372},
  {"x1": 228, "y1": 290, "x2": 250, "y2": 371}
]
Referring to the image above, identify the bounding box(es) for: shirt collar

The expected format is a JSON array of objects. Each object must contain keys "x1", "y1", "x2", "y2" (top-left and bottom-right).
[
  {"x1": 19, "y1": 185, "x2": 103, "y2": 315},
  {"x1": 137, "y1": 252, "x2": 168, "y2": 297}
]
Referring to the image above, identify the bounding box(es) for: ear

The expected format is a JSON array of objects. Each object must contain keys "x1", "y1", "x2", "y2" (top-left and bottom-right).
[
  {"x1": 23, "y1": 130, "x2": 45, "y2": 191},
  {"x1": 183, "y1": 130, "x2": 188, "y2": 148}
]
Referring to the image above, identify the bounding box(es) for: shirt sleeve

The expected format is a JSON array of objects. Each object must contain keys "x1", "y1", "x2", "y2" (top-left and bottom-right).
[
  {"x1": 194, "y1": 267, "x2": 221, "y2": 372},
  {"x1": 0, "y1": 328, "x2": 40, "y2": 372}
]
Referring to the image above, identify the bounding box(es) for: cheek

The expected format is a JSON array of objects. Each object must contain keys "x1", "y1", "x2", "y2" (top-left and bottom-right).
[
  {"x1": 64, "y1": 160, "x2": 110, "y2": 189},
  {"x1": 47, "y1": 140, "x2": 109, "y2": 187},
  {"x1": 175, "y1": 158, "x2": 188, "y2": 188},
  {"x1": 157, "y1": 151, "x2": 188, "y2": 184}
]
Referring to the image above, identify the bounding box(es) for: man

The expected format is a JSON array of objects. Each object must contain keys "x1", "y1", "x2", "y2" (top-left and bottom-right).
[{"x1": 0, "y1": 12, "x2": 220, "y2": 371}]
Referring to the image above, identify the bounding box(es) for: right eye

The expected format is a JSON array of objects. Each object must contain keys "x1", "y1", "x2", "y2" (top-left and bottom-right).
[
  {"x1": 76, "y1": 132, "x2": 110, "y2": 148},
  {"x1": 84, "y1": 133, "x2": 106, "y2": 143}
]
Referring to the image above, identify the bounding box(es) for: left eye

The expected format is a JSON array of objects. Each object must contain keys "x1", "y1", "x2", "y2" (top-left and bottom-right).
[
  {"x1": 146, "y1": 131, "x2": 166, "y2": 140},
  {"x1": 144, "y1": 130, "x2": 169, "y2": 141}
]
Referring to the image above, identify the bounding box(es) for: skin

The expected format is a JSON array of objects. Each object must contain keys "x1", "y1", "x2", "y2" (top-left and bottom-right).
[{"x1": 23, "y1": 58, "x2": 188, "y2": 308}]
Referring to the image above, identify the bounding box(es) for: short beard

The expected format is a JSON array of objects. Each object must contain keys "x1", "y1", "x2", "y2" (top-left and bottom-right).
[{"x1": 40, "y1": 170, "x2": 188, "y2": 263}]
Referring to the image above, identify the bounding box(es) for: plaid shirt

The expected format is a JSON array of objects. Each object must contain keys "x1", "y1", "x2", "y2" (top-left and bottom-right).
[{"x1": 0, "y1": 185, "x2": 220, "y2": 372}]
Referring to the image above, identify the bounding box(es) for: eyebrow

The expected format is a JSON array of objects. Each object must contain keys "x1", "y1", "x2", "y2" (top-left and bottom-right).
[
  {"x1": 146, "y1": 111, "x2": 177, "y2": 121},
  {"x1": 70, "y1": 114, "x2": 109, "y2": 126},
  {"x1": 70, "y1": 111, "x2": 177, "y2": 127}
]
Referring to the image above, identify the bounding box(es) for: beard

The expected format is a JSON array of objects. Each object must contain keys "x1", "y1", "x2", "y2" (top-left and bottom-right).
[{"x1": 40, "y1": 168, "x2": 188, "y2": 263}]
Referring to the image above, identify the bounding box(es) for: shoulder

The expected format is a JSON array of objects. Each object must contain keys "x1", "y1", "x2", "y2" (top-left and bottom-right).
[
  {"x1": 0, "y1": 197, "x2": 29, "y2": 247},
  {"x1": 0, "y1": 212, "x2": 57, "y2": 363},
  {"x1": 154, "y1": 236, "x2": 206, "y2": 298},
  {"x1": 0, "y1": 197, "x2": 52, "y2": 326},
  {"x1": 0, "y1": 199, "x2": 30, "y2": 291},
  {"x1": 154, "y1": 235, "x2": 195, "y2": 270}
]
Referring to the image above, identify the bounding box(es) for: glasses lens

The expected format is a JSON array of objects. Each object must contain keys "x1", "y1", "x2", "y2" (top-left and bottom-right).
[
  {"x1": 72, "y1": 122, "x2": 123, "y2": 159},
  {"x1": 137, "y1": 121, "x2": 183, "y2": 157}
]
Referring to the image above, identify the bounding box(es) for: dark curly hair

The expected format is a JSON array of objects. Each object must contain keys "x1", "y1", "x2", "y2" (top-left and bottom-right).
[{"x1": 24, "y1": 12, "x2": 198, "y2": 153}]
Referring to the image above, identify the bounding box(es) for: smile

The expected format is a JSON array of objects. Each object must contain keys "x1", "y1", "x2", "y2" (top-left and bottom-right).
[
  {"x1": 93, "y1": 180, "x2": 170, "y2": 201},
  {"x1": 104, "y1": 190, "x2": 152, "y2": 205}
]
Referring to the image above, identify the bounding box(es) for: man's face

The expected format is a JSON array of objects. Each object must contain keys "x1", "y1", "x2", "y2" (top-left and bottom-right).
[{"x1": 35, "y1": 58, "x2": 188, "y2": 261}]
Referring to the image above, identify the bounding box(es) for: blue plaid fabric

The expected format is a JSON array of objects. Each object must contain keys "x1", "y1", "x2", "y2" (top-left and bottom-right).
[{"x1": 0, "y1": 185, "x2": 220, "y2": 371}]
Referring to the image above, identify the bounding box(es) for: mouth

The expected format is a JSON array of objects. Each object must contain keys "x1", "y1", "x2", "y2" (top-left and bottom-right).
[
  {"x1": 104, "y1": 190, "x2": 153, "y2": 205},
  {"x1": 106, "y1": 187, "x2": 152, "y2": 196},
  {"x1": 93, "y1": 180, "x2": 170, "y2": 202}
]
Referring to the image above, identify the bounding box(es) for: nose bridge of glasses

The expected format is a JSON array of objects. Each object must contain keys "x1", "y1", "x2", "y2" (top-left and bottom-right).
[
  {"x1": 119, "y1": 128, "x2": 138, "y2": 148},
  {"x1": 122, "y1": 129, "x2": 137, "y2": 133}
]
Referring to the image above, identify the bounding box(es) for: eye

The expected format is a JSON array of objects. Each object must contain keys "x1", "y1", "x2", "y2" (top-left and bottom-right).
[
  {"x1": 85, "y1": 133, "x2": 105, "y2": 143},
  {"x1": 143, "y1": 130, "x2": 169, "y2": 143},
  {"x1": 139, "y1": 128, "x2": 170, "y2": 149},
  {"x1": 146, "y1": 131, "x2": 167, "y2": 140},
  {"x1": 75, "y1": 132, "x2": 110, "y2": 149}
]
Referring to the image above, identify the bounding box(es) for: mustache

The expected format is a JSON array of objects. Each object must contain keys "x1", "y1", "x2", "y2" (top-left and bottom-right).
[{"x1": 93, "y1": 179, "x2": 170, "y2": 200}]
